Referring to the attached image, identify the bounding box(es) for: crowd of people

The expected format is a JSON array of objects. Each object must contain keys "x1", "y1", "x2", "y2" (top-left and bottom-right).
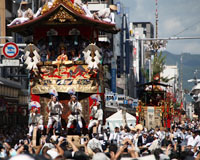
[{"x1": 2, "y1": 119, "x2": 200, "y2": 159}]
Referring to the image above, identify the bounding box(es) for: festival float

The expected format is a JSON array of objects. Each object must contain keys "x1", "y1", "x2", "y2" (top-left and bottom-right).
[
  {"x1": 136, "y1": 77, "x2": 175, "y2": 129},
  {"x1": 8, "y1": 0, "x2": 119, "y2": 134}
]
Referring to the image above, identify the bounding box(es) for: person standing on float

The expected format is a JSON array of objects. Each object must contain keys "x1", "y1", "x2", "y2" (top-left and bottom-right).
[
  {"x1": 88, "y1": 101, "x2": 103, "y2": 134},
  {"x1": 67, "y1": 94, "x2": 83, "y2": 132},
  {"x1": 46, "y1": 94, "x2": 63, "y2": 135}
]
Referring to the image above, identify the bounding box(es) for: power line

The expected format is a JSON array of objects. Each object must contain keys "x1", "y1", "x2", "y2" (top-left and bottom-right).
[
  {"x1": 132, "y1": 36, "x2": 200, "y2": 41},
  {"x1": 172, "y1": 19, "x2": 200, "y2": 37}
]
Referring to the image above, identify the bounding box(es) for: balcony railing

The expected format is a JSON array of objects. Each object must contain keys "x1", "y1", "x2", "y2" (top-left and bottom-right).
[
  {"x1": 88, "y1": 0, "x2": 108, "y2": 4},
  {"x1": 88, "y1": 0, "x2": 108, "y2": 12}
]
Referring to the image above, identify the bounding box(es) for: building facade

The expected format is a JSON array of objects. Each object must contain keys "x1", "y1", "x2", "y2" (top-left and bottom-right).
[
  {"x1": 0, "y1": 0, "x2": 29, "y2": 126},
  {"x1": 129, "y1": 22, "x2": 154, "y2": 98},
  {"x1": 161, "y1": 65, "x2": 179, "y2": 94}
]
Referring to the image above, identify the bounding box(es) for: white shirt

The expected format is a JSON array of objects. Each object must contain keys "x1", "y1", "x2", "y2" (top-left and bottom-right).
[
  {"x1": 133, "y1": 133, "x2": 140, "y2": 147},
  {"x1": 82, "y1": 4, "x2": 93, "y2": 18},
  {"x1": 173, "y1": 131, "x2": 179, "y2": 139},
  {"x1": 149, "y1": 139, "x2": 160, "y2": 151},
  {"x1": 155, "y1": 130, "x2": 162, "y2": 139},
  {"x1": 74, "y1": 0, "x2": 83, "y2": 7},
  {"x1": 160, "y1": 131, "x2": 166, "y2": 141},
  {"x1": 187, "y1": 136, "x2": 196, "y2": 147},
  {"x1": 68, "y1": 101, "x2": 82, "y2": 113},
  {"x1": 109, "y1": 132, "x2": 120, "y2": 143},
  {"x1": 97, "y1": 8, "x2": 111, "y2": 18},
  {"x1": 178, "y1": 131, "x2": 187, "y2": 140},
  {"x1": 186, "y1": 133, "x2": 192, "y2": 143},
  {"x1": 94, "y1": 109, "x2": 103, "y2": 121},
  {"x1": 195, "y1": 135, "x2": 200, "y2": 147},
  {"x1": 121, "y1": 132, "x2": 133, "y2": 141},
  {"x1": 48, "y1": 101, "x2": 63, "y2": 115}
]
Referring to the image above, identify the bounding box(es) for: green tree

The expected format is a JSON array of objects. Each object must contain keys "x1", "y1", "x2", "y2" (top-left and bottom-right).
[{"x1": 142, "y1": 52, "x2": 173, "y2": 82}]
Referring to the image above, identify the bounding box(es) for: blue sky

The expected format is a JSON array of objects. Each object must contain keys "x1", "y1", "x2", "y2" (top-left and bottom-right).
[{"x1": 122, "y1": 0, "x2": 200, "y2": 54}]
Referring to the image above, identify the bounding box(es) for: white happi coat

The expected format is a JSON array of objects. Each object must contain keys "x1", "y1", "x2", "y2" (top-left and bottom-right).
[
  {"x1": 47, "y1": 101, "x2": 63, "y2": 128},
  {"x1": 67, "y1": 101, "x2": 83, "y2": 128}
]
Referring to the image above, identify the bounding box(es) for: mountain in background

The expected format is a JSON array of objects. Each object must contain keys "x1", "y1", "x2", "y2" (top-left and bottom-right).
[{"x1": 163, "y1": 51, "x2": 200, "y2": 101}]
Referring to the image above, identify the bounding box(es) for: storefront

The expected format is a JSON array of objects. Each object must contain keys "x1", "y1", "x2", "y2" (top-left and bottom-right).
[{"x1": 0, "y1": 78, "x2": 28, "y2": 125}]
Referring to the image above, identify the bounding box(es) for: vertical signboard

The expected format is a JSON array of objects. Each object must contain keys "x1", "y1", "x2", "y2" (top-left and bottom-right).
[
  {"x1": 116, "y1": 2, "x2": 121, "y2": 15},
  {"x1": 147, "y1": 107, "x2": 154, "y2": 129},
  {"x1": 111, "y1": 68, "x2": 117, "y2": 93}
]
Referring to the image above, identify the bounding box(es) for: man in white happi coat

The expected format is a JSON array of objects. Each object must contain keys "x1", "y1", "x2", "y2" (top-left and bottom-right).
[
  {"x1": 28, "y1": 107, "x2": 43, "y2": 136},
  {"x1": 93, "y1": 5, "x2": 117, "y2": 23},
  {"x1": 67, "y1": 95, "x2": 83, "y2": 129},
  {"x1": 47, "y1": 95, "x2": 63, "y2": 134},
  {"x1": 109, "y1": 127, "x2": 120, "y2": 145},
  {"x1": 74, "y1": 0, "x2": 93, "y2": 18},
  {"x1": 8, "y1": 1, "x2": 34, "y2": 26},
  {"x1": 88, "y1": 101, "x2": 103, "y2": 134},
  {"x1": 34, "y1": 0, "x2": 56, "y2": 18}
]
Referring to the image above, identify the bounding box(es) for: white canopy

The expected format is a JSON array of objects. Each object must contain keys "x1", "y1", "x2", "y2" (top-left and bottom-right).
[
  {"x1": 191, "y1": 83, "x2": 200, "y2": 93},
  {"x1": 106, "y1": 110, "x2": 136, "y2": 132}
]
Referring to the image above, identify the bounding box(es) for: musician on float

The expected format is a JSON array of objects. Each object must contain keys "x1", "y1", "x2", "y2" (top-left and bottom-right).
[
  {"x1": 93, "y1": 5, "x2": 117, "y2": 24},
  {"x1": 67, "y1": 94, "x2": 83, "y2": 130},
  {"x1": 88, "y1": 101, "x2": 103, "y2": 134},
  {"x1": 7, "y1": 1, "x2": 34, "y2": 26},
  {"x1": 56, "y1": 46, "x2": 69, "y2": 62},
  {"x1": 46, "y1": 90, "x2": 63, "y2": 135},
  {"x1": 34, "y1": 0, "x2": 56, "y2": 18}
]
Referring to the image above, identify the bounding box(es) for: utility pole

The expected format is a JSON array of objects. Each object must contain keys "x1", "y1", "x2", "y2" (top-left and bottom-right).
[
  {"x1": 180, "y1": 54, "x2": 184, "y2": 109},
  {"x1": 122, "y1": 14, "x2": 128, "y2": 96},
  {"x1": 155, "y1": 0, "x2": 158, "y2": 38},
  {"x1": 0, "y1": 0, "x2": 6, "y2": 59},
  {"x1": 180, "y1": 55, "x2": 183, "y2": 98}
]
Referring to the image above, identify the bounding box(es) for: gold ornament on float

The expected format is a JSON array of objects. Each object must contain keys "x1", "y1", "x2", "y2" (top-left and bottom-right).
[
  {"x1": 42, "y1": 0, "x2": 84, "y2": 15},
  {"x1": 48, "y1": 7, "x2": 77, "y2": 23}
]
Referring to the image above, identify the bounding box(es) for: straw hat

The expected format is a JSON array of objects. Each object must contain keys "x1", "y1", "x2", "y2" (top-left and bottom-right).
[
  {"x1": 135, "y1": 124, "x2": 143, "y2": 131},
  {"x1": 21, "y1": 1, "x2": 28, "y2": 5},
  {"x1": 109, "y1": 5, "x2": 117, "y2": 11},
  {"x1": 130, "y1": 127, "x2": 136, "y2": 131}
]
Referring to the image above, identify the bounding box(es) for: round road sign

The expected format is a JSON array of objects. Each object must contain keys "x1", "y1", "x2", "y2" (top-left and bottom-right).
[{"x1": 3, "y1": 42, "x2": 19, "y2": 59}]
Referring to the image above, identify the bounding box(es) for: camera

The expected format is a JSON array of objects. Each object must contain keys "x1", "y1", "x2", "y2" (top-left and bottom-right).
[
  {"x1": 111, "y1": 140, "x2": 117, "y2": 145},
  {"x1": 23, "y1": 145, "x2": 29, "y2": 152},
  {"x1": 125, "y1": 142, "x2": 129, "y2": 146},
  {"x1": 124, "y1": 147, "x2": 128, "y2": 152},
  {"x1": 52, "y1": 140, "x2": 59, "y2": 145}
]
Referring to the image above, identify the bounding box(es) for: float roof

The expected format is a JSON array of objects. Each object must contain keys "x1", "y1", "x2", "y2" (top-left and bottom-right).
[{"x1": 8, "y1": 0, "x2": 119, "y2": 36}]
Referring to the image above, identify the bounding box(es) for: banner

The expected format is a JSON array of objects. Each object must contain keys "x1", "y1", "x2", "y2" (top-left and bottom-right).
[
  {"x1": 147, "y1": 107, "x2": 154, "y2": 129},
  {"x1": 111, "y1": 69, "x2": 116, "y2": 93},
  {"x1": 31, "y1": 64, "x2": 99, "y2": 94}
]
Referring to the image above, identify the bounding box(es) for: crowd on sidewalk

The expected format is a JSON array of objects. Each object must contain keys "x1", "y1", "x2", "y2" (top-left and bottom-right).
[{"x1": 1, "y1": 120, "x2": 200, "y2": 160}]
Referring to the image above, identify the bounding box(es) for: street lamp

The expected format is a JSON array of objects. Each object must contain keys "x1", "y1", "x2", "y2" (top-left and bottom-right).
[
  {"x1": 0, "y1": 36, "x2": 13, "y2": 41},
  {"x1": 144, "y1": 40, "x2": 168, "y2": 53}
]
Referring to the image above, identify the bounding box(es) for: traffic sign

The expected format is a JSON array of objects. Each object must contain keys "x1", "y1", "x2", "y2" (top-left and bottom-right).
[
  {"x1": 3, "y1": 42, "x2": 19, "y2": 59},
  {"x1": 124, "y1": 100, "x2": 128, "y2": 104},
  {"x1": 2, "y1": 59, "x2": 20, "y2": 66},
  {"x1": 132, "y1": 99, "x2": 138, "y2": 107},
  {"x1": 116, "y1": 2, "x2": 121, "y2": 15},
  {"x1": 128, "y1": 99, "x2": 133, "y2": 105}
]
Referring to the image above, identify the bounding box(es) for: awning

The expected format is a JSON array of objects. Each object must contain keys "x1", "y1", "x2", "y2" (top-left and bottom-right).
[
  {"x1": 137, "y1": 82, "x2": 172, "y2": 87},
  {"x1": 190, "y1": 83, "x2": 200, "y2": 94},
  {"x1": 0, "y1": 78, "x2": 21, "y2": 89}
]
